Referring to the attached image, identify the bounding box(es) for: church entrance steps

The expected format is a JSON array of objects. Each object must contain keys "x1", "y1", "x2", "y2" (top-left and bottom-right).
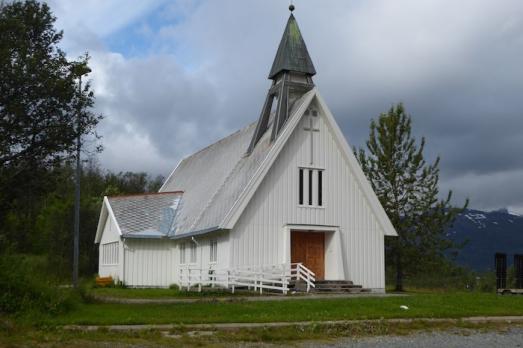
[{"x1": 291, "y1": 280, "x2": 370, "y2": 293}]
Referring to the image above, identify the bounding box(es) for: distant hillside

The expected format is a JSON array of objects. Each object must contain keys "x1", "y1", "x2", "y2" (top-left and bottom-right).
[{"x1": 446, "y1": 209, "x2": 523, "y2": 272}]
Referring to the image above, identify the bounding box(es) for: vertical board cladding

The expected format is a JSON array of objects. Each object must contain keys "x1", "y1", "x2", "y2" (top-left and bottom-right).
[
  {"x1": 230, "y1": 99, "x2": 386, "y2": 289},
  {"x1": 122, "y1": 232, "x2": 230, "y2": 288},
  {"x1": 123, "y1": 239, "x2": 177, "y2": 287},
  {"x1": 177, "y1": 232, "x2": 230, "y2": 271},
  {"x1": 98, "y1": 215, "x2": 121, "y2": 279}
]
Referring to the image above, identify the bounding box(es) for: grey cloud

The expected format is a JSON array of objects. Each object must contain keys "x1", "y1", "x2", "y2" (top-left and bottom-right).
[{"x1": 55, "y1": 0, "x2": 523, "y2": 212}]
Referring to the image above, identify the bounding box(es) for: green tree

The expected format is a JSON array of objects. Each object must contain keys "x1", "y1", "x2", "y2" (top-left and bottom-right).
[
  {"x1": 357, "y1": 103, "x2": 467, "y2": 291},
  {"x1": 33, "y1": 161, "x2": 165, "y2": 279},
  {"x1": 0, "y1": 0, "x2": 101, "y2": 251}
]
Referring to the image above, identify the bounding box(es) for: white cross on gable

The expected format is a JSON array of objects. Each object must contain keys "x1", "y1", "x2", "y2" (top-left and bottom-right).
[{"x1": 303, "y1": 110, "x2": 319, "y2": 165}]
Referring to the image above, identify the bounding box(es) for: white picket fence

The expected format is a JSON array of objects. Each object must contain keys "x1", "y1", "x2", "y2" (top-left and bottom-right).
[{"x1": 178, "y1": 263, "x2": 315, "y2": 294}]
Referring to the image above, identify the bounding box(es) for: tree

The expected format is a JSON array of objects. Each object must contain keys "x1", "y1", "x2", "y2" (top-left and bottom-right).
[
  {"x1": 0, "y1": 1, "x2": 101, "y2": 250},
  {"x1": 357, "y1": 103, "x2": 467, "y2": 291}
]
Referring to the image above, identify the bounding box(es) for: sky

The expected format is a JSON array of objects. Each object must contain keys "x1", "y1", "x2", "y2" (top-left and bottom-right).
[{"x1": 46, "y1": 0, "x2": 523, "y2": 214}]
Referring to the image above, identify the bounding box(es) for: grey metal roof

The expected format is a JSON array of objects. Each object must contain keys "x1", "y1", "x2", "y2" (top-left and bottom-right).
[
  {"x1": 107, "y1": 192, "x2": 182, "y2": 237},
  {"x1": 160, "y1": 93, "x2": 312, "y2": 238},
  {"x1": 268, "y1": 14, "x2": 316, "y2": 79}
]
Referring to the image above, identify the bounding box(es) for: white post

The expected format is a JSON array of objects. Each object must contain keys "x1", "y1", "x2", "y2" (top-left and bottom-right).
[{"x1": 307, "y1": 271, "x2": 311, "y2": 293}]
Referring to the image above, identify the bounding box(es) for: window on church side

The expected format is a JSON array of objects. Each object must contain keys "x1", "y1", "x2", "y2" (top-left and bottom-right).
[
  {"x1": 210, "y1": 239, "x2": 218, "y2": 263},
  {"x1": 180, "y1": 242, "x2": 186, "y2": 264},
  {"x1": 101, "y1": 242, "x2": 118, "y2": 265},
  {"x1": 190, "y1": 242, "x2": 197, "y2": 263},
  {"x1": 299, "y1": 168, "x2": 324, "y2": 207}
]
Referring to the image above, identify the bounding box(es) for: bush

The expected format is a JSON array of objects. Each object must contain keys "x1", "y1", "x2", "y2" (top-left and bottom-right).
[{"x1": 0, "y1": 254, "x2": 79, "y2": 315}]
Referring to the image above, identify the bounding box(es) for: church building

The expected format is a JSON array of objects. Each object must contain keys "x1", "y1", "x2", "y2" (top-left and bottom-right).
[{"x1": 95, "y1": 7, "x2": 397, "y2": 293}]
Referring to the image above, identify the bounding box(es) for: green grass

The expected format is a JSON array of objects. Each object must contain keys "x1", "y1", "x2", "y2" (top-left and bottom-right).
[{"x1": 41, "y1": 292, "x2": 523, "y2": 326}]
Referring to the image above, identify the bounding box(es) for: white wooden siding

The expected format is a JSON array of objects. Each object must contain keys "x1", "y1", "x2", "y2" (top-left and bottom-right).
[
  {"x1": 123, "y1": 239, "x2": 177, "y2": 287},
  {"x1": 98, "y1": 215, "x2": 122, "y2": 280},
  {"x1": 122, "y1": 232, "x2": 230, "y2": 287},
  {"x1": 230, "y1": 99, "x2": 385, "y2": 289}
]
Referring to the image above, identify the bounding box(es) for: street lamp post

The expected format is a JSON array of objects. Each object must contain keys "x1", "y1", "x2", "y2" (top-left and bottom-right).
[{"x1": 71, "y1": 62, "x2": 91, "y2": 288}]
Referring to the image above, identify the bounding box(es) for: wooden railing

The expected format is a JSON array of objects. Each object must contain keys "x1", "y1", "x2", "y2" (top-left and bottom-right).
[
  {"x1": 291, "y1": 262, "x2": 316, "y2": 292},
  {"x1": 178, "y1": 263, "x2": 315, "y2": 294}
]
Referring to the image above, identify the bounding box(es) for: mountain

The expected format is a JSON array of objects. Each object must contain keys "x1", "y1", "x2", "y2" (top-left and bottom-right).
[{"x1": 446, "y1": 208, "x2": 523, "y2": 272}]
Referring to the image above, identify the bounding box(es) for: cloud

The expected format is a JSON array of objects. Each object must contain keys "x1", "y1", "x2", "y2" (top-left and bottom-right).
[
  {"x1": 47, "y1": 0, "x2": 523, "y2": 211},
  {"x1": 441, "y1": 169, "x2": 523, "y2": 213},
  {"x1": 89, "y1": 51, "x2": 228, "y2": 174}
]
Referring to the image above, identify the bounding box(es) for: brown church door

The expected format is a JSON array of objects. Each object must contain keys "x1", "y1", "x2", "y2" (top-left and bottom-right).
[{"x1": 291, "y1": 231, "x2": 325, "y2": 280}]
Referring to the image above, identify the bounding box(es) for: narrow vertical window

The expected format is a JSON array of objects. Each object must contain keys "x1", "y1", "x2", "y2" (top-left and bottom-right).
[
  {"x1": 180, "y1": 242, "x2": 186, "y2": 264},
  {"x1": 210, "y1": 239, "x2": 217, "y2": 263},
  {"x1": 308, "y1": 169, "x2": 313, "y2": 205},
  {"x1": 318, "y1": 170, "x2": 323, "y2": 206},
  {"x1": 190, "y1": 242, "x2": 197, "y2": 263},
  {"x1": 299, "y1": 168, "x2": 304, "y2": 205}
]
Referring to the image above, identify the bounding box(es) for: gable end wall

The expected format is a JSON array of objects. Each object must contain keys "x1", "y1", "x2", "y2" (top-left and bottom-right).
[
  {"x1": 98, "y1": 214, "x2": 123, "y2": 280},
  {"x1": 230, "y1": 99, "x2": 385, "y2": 289}
]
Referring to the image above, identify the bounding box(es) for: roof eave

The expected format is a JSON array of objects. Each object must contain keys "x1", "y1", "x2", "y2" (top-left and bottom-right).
[{"x1": 169, "y1": 226, "x2": 223, "y2": 240}]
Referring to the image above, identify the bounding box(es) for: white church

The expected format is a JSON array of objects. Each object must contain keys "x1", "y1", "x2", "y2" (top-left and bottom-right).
[{"x1": 95, "y1": 7, "x2": 397, "y2": 293}]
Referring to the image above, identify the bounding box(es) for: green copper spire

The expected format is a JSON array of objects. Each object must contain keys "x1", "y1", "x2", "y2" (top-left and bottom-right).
[{"x1": 268, "y1": 13, "x2": 316, "y2": 79}]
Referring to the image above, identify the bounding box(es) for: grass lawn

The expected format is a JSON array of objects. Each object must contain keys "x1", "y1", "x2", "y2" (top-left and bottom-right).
[{"x1": 42, "y1": 292, "x2": 523, "y2": 326}]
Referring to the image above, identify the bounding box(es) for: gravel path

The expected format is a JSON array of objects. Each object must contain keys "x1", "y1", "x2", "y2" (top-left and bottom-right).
[
  {"x1": 308, "y1": 328, "x2": 523, "y2": 348},
  {"x1": 64, "y1": 316, "x2": 523, "y2": 332}
]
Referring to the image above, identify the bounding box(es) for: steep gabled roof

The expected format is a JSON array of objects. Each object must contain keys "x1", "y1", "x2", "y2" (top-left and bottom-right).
[
  {"x1": 268, "y1": 14, "x2": 316, "y2": 79},
  {"x1": 161, "y1": 88, "x2": 396, "y2": 238},
  {"x1": 159, "y1": 92, "x2": 314, "y2": 237}
]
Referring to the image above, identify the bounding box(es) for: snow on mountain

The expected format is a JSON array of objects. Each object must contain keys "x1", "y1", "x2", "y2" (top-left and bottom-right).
[{"x1": 446, "y1": 208, "x2": 523, "y2": 271}]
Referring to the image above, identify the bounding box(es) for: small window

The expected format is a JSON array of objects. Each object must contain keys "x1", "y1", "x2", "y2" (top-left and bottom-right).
[
  {"x1": 318, "y1": 170, "x2": 323, "y2": 206},
  {"x1": 101, "y1": 242, "x2": 118, "y2": 265},
  {"x1": 180, "y1": 242, "x2": 186, "y2": 264},
  {"x1": 210, "y1": 239, "x2": 218, "y2": 263},
  {"x1": 308, "y1": 169, "x2": 313, "y2": 205},
  {"x1": 299, "y1": 169, "x2": 304, "y2": 205},
  {"x1": 190, "y1": 242, "x2": 197, "y2": 263}
]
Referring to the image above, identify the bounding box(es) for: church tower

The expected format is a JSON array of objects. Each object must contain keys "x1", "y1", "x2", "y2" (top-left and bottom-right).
[{"x1": 247, "y1": 5, "x2": 316, "y2": 154}]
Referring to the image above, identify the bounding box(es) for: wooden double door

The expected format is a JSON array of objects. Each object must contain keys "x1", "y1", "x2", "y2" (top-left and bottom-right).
[{"x1": 291, "y1": 231, "x2": 325, "y2": 280}]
